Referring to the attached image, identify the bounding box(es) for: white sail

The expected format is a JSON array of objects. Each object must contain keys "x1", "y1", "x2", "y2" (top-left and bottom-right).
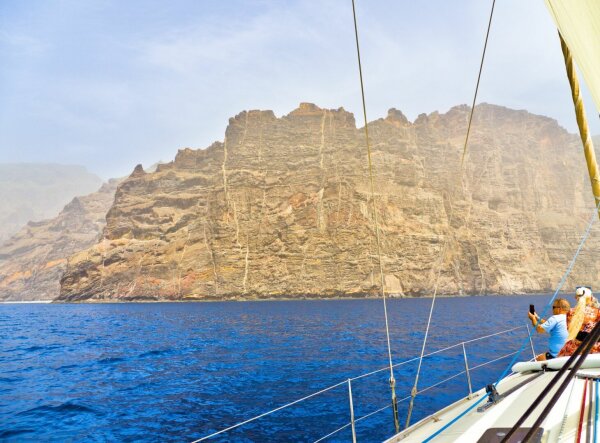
[{"x1": 544, "y1": 0, "x2": 600, "y2": 114}]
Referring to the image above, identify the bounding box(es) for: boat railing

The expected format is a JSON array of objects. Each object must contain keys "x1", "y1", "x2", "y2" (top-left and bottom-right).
[{"x1": 192, "y1": 324, "x2": 533, "y2": 443}]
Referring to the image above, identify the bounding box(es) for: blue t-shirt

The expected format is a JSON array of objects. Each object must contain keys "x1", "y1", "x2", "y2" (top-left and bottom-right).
[{"x1": 540, "y1": 313, "x2": 568, "y2": 357}]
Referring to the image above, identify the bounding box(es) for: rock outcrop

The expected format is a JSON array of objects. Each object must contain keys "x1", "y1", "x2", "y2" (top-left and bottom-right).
[
  {"x1": 57, "y1": 103, "x2": 600, "y2": 301},
  {"x1": 0, "y1": 180, "x2": 120, "y2": 301}
]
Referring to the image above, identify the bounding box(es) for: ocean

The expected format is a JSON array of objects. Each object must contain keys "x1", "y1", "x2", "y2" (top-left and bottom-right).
[{"x1": 0, "y1": 295, "x2": 552, "y2": 442}]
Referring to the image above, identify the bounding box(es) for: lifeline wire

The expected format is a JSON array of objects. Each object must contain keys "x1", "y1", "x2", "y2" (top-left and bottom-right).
[
  {"x1": 350, "y1": 325, "x2": 524, "y2": 382},
  {"x1": 191, "y1": 326, "x2": 524, "y2": 442},
  {"x1": 405, "y1": 0, "x2": 497, "y2": 429},
  {"x1": 422, "y1": 200, "x2": 600, "y2": 442},
  {"x1": 351, "y1": 0, "x2": 400, "y2": 432},
  {"x1": 190, "y1": 380, "x2": 347, "y2": 442}
]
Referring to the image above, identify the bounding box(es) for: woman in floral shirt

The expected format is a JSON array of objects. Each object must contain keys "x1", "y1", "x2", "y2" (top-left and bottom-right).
[{"x1": 558, "y1": 287, "x2": 600, "y2": 356}]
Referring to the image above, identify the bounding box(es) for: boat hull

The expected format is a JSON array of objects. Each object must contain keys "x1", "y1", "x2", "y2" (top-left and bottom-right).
[{"x1": 387, "y1": 363, "x2": 600, "y2": 442}]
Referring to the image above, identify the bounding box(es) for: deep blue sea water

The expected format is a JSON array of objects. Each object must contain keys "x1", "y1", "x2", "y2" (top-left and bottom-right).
[{"x1": 0, "y1": 295, "x2": 553, "y2": 442}]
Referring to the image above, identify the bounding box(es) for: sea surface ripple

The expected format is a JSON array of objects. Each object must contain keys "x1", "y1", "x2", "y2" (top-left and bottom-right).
[{"x1": 0, "y1": 296, "x2": 550, "y2": 442}]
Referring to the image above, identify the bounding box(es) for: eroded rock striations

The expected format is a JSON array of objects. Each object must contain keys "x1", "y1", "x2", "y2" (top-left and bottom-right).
[
  {"x1": 0, "y1": 180, "x2": 120, "y2": 301},
  {"x1": 57, "y1": 103, "x2": 600, "y2": 302}
]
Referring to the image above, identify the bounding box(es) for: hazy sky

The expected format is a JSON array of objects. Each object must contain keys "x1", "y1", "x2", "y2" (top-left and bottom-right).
[{"x1": 1, "y1": 0, "x2": 599, "y2": 180}]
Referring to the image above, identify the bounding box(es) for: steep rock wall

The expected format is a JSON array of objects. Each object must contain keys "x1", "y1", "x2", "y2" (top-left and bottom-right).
[{"x1": 57, "y1": 103, "x2": 600, "y2": 301}]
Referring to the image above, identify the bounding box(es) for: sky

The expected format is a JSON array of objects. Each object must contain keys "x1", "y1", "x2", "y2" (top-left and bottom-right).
[{"x1": 1, "y1": 0, "x2": 599, "y2": 180}]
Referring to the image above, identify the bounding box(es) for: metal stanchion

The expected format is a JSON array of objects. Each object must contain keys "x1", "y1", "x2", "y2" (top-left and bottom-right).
[
  {"x1": 526, "y1": 323, "x2": 536, "y2": 359},
  {"x1": 462, "y1": 342, "x2": 473, "y2": 397},
  {"x1": 348, "y1": 379, "x2": 357, "y2": 443}
]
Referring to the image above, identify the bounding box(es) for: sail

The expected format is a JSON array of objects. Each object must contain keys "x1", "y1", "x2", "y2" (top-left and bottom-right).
[{"x1": 544, "y1": 0, "x2": 600, "y2": 114}]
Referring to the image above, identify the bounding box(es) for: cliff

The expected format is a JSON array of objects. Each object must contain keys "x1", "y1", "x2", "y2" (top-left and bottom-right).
[
  {"x1": 0, "y1": 180, "x2": 120, "y2": 301},
  {"x1": 57, "y1": 103, "x2": 600, "y2": 301}
]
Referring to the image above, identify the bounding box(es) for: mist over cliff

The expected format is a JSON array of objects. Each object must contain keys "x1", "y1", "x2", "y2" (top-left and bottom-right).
[
  {"x1": 0, "y1": 164, "x2": 102, "y2": 245},
  {"x1": 0, "y1": 180, "x2": 120, "y2": 301}
]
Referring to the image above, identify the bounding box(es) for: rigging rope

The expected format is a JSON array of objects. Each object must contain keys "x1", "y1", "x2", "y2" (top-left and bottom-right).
[
  {"x1": 405, "y1": 0, "x2": 497, "y2": 429},
  {"x1": 351, "y1": 0, "x2": 400, "y2": 433},
  {"x1": 460, "y1": 0, "x2": 496, "y2": 169}
]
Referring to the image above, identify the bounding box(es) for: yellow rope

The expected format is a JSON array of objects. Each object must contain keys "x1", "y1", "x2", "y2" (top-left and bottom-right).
[
  {"x1": 559, "y1": 32, "x2": 600, "y2": 217},
  {"x1": 351, "y1": 0, "x2": 400, "y2": 433}
]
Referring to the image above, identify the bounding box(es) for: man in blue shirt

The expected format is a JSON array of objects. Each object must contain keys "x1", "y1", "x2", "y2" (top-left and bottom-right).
[{"x1": 528, "y1": 298, "x2": 570, "y2": 361}]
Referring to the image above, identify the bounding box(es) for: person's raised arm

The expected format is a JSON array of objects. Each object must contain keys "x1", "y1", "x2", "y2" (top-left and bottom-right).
[{"x1": 528, "y1": 311, "x2": 546, "y2": 333}]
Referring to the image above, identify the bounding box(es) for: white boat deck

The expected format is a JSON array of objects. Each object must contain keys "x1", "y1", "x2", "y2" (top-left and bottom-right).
[{"x1": 387, "y1": 360, "x2": 600, "y2": 442}]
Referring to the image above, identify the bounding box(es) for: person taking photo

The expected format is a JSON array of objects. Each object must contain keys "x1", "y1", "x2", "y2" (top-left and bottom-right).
[{"x1": 528, "y1": 298, "x2": 570, "y2": 361}]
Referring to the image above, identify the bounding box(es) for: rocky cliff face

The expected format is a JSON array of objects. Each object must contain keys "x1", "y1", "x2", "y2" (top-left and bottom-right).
[
  {"x1": 57, "y1": 103, "x2": 600, "y2": 301},
  {"x1": 0, "y1": 180, "x2": 120, "y2": 301}
]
